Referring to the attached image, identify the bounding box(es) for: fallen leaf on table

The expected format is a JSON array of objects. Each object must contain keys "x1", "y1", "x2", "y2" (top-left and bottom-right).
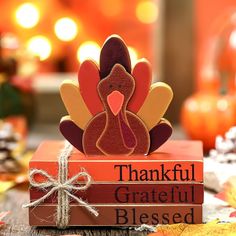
[
  {"x1": 0, "y1": 172, "x2": 28, "y2": 182},
  {"x1": 230, "y1": 211, "x2": 236, "y2": 218},
  {"x1": 148, "y1": 220, "x2": 236, "y2": 236},
  {"x1": 0, "y1": 181, "x2": 15, "y2": 193},
  {"x1": 224, "y1": 176, "x2": 236, "y2": 208},
  {"x1": 215, "y1": 176, "x2": 236, "y2": 218},
  {"x1": 0, "y1": 211, "x2": 10, "y2": 227},
  {"x1": 0, "y1": 151, "x2": 31, "y2": 194},
  {"x1": 0, "y1": 173, "x2": 28, "y2": 194}
]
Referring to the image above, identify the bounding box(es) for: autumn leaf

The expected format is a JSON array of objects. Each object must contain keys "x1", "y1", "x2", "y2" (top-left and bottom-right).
[
  {"x1": 0, "y1": 181, "x2": 15, "y2": 193},
  {"x1": 224, "y1": 176, "x2": 236, "y2": 208},
  {"x1": 0, "y1": 173, "x2": 28, "y2": 194},
  {"x1": 148, "y1": 220, "x2": 236, "y2": 236},
  {"x1": 0, "y1": 151, "x2": 31, "y2": 194},
  {"x1": 215, "y1": 176, "x2": 236, "y2": 219},
  {"x1": 230, "y1": 211, "x2": 236, "y2": 218},
  {"x1": 0, "y1": 211, "x2": 10, "y2": 227}
]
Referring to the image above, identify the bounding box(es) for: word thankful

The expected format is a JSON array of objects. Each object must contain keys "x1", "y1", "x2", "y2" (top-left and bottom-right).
[{"x1": 114, "y1": 164, "x2": 195, "y2": 181}]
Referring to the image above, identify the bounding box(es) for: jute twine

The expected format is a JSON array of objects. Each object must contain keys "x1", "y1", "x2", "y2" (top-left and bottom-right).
[{"x1": 22, "y1": 141, "x2": 99, "y2": 228}]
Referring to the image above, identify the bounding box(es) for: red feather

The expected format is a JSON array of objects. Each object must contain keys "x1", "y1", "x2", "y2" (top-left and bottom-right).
[
  {"x1": 78, "y1": 60, "x2": 103, "y2": 115},
  {"x1": 128, "y1": 59, "x2": 152, "y2": 113}
]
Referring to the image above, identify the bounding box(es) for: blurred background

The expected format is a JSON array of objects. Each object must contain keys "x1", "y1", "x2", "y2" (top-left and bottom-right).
[
  {"x1": 1, "y1": 0, "x2": 236, "y2": 224},
  {"x1": 1, "y1": 0, "x2": 236, "y2": 152}
]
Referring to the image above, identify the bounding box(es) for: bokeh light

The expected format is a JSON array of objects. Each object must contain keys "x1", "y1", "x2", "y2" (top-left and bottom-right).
[
  {"x1": 128, "y1": 47, "x2": 138, "y2": 67},
  {"x1": 217, "y1": 99, "x2": 229, "y2": 112},
  {"x1": 229, "y1": 30, "x2": 236, "y2": 49},
  {"x1": 1, "y1": 33, "x2": 19, "y2": 49},
  {"x1": 27, "y1": 36, "x2": 52, "y2": 61},
  {"x1": 77, "y1": 41, "x2": 101, "y2": 64},
  {"x1": 54, "y1": 17, "x2": 78, "y2": 42},
  {"x1": 136, "y1": 1, "x2": 158, "y2": 24},
  {"x1": 15, "y1": 3, "x2": 40, "y2": 28}
]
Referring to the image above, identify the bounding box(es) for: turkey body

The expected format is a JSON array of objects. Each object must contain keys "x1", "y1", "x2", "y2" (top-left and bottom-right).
[{"x1": 82, "y1": 111, "x2": 150, "y2": 155}]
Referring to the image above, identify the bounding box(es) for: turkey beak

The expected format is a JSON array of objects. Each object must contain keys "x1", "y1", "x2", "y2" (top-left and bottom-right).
[{"x1": 107, "y1": 90, "x2": 124, "y2": 116}]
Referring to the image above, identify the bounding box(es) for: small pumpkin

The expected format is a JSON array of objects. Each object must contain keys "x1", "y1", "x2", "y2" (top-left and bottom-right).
[{"x1": 181, "y1": 92, "x2": 236, "y2": 151}]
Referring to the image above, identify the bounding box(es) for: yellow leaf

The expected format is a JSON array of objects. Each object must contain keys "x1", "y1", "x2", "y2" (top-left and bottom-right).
[
  {"x1": 0, "y1": 181, "x2": 15, "y2": 193},
  {"x1": 225, "y1": 176, "x2": 236, "y2": 208},
  {"x1": 149, "y1": 221, "x2": 236, "y2": 236}
]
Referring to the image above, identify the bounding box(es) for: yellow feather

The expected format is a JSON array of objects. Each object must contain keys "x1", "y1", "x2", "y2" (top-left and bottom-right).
[
  {"x1": 137, "y1": 82, "x2": 173, "y2": 130},
  {"x1": 60, "y1": 80, "x2": 92, "y2": 130}
]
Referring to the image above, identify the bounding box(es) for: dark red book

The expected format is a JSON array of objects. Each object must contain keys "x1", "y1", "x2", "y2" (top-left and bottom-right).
[{"x1": 30, "y1": 183, "x2": 204, "y2": 204}]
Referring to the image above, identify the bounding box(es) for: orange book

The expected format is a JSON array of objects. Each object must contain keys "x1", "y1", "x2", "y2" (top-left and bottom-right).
[{"x1": 30, "y1": 140, "x2": 203, "y2": 183}]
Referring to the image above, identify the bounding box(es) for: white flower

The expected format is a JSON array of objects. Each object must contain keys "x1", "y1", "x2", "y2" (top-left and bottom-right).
[{"x1": 226, "y1": 127, "x2": 236, "y2": 140}]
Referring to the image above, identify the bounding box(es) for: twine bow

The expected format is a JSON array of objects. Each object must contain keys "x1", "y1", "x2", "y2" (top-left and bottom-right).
[
  {"x1": 23, "y1": 168, "x2": 98, "y2": 216},
  {"x1": 22, "y1": 141, "x2": 99, "y2": 228}
]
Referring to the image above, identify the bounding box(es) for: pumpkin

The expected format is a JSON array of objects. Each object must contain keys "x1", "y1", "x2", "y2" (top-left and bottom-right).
[{"x1": 181, "y1": 92, "x2": 236, "y2": 151}]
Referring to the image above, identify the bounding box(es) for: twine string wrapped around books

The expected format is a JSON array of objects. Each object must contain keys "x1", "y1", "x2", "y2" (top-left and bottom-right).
[{"x1": 22, "y1": 141, "x2": 99, "y2": 229}]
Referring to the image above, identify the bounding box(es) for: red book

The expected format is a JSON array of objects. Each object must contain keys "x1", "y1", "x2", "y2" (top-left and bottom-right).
[
  {"x1": 30, "y1": 140, "x2": 203, "y2": 183},
  {"x1": 30, "y1": 183, "x2": 204, "y2": 204}
]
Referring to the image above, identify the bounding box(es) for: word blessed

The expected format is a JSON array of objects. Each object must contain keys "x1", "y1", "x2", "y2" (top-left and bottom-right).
[
  {"x1": 114, "y1": 164, "x2": 195, "y2": 181},
  {"x1": 115, "y1": 208, "x2": 195, "y2": 225}
]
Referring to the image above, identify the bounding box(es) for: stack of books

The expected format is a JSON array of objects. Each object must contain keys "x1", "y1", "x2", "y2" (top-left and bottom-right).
[{"x1": 28, "y1": 139, "x2": 203, "y2": 226}]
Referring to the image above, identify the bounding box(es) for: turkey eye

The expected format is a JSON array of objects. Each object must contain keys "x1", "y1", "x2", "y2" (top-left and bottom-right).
[{"x1": 109, "y1": 84, "x2": 113, "y2": 88}]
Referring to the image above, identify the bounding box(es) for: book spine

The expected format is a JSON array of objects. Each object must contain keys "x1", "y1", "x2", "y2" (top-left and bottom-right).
[
  {"x1": 30, "y1": 183, "x2": 204, "y2": 204},
  {"x1": 29, "y1": 204, "x2": 202, "y2": 226},
  {"x1": 30, "y1": 161, "x2": 203, "y2": 182}
]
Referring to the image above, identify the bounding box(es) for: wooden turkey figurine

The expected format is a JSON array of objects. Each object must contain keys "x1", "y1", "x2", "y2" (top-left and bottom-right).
[{"x1": 59, "y1": 35, "x2": 173, "y2": 156}]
